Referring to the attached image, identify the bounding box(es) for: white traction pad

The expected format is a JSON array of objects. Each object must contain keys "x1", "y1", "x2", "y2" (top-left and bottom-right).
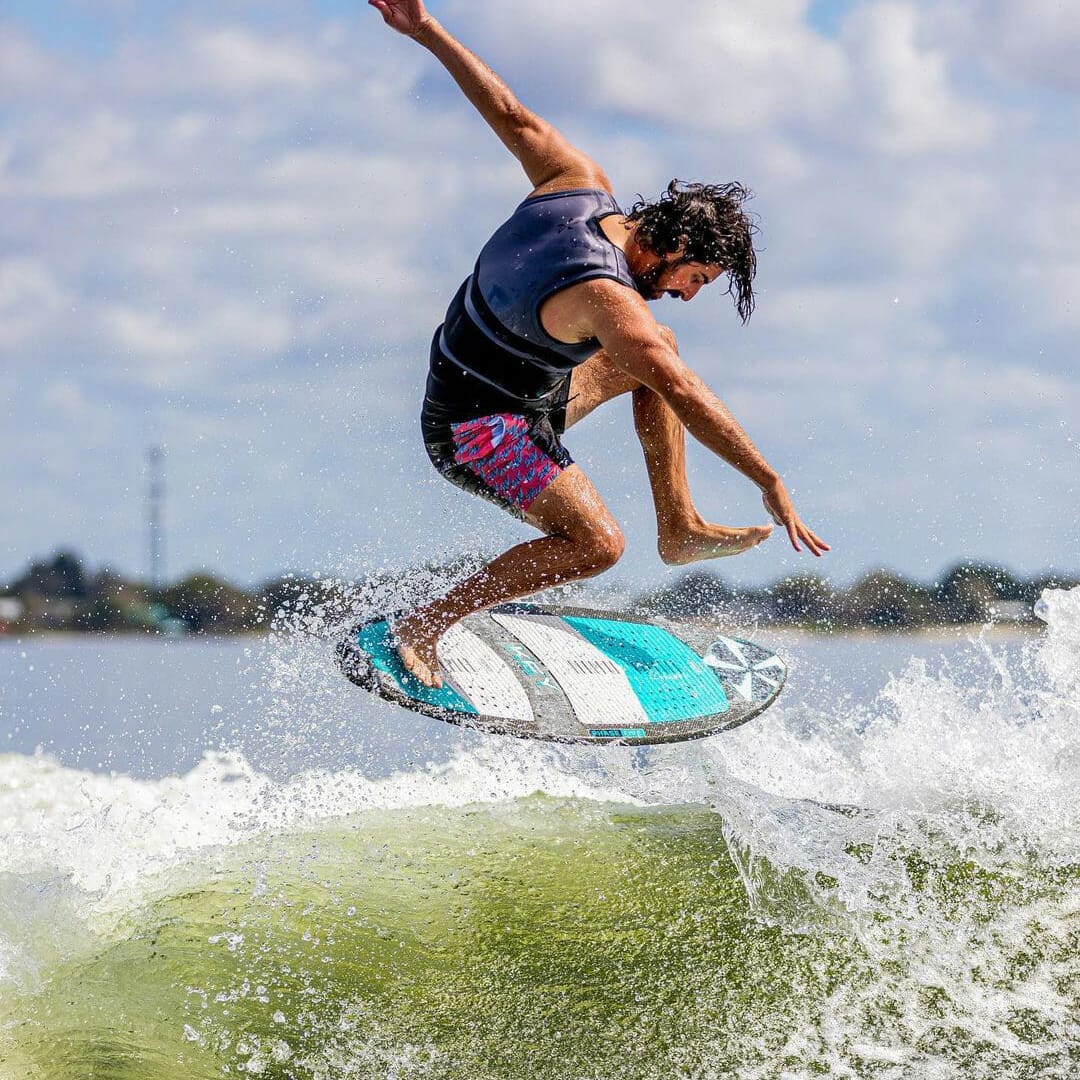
[{"x1": 491, "y1": 612, "x2": 649, "y2": 728}]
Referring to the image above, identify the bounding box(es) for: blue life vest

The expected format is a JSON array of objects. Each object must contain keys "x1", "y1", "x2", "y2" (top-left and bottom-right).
[{"x1": 424, "y1": 188, "x2": 640, "y2": 426}]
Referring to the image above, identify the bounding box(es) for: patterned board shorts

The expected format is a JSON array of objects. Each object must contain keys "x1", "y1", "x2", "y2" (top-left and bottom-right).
[{"x1": 424, "y1": 412, "x2": 574, "y2": 520}]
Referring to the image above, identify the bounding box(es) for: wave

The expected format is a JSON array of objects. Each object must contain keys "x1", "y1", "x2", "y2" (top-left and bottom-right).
[{"x1": 1, "y1": 588, "x2": 1078, "y2": 1078}]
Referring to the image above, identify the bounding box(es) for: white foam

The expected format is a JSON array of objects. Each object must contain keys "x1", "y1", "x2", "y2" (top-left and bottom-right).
[{"x1": 0, "y1": 743, "x2": 638, "y2": 897}]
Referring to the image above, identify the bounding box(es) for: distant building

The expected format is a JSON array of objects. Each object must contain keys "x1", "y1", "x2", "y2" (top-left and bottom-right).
[{"x1": 0, "y1": 596, "x2": 24, "y2": 631}]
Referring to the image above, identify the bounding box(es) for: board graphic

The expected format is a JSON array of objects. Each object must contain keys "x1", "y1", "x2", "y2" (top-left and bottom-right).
[{"x1": 336, "y1": 603, "x2": 786, "y2": 745}]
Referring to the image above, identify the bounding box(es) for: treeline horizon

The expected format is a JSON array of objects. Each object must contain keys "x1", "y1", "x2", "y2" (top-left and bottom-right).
[{"x1": 1, "y1": 548, "x2": 1076, "y2": 636}]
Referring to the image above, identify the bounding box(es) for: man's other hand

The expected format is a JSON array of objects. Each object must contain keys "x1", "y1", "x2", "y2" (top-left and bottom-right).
[{"x1": 762, "y1": 480, "x2": 830, "y2": 557}]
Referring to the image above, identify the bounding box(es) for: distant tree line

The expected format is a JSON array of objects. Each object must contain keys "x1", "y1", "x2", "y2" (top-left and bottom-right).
[
  {"x1": 0, "y1": 549, "x2": 1075, "y2": 636},
  {"x1": 0, "y1": 550, "x2": 321, "y2": 636},
  {"x1": 635, "y1": 564, "x2": 1077, "y2": 629}
]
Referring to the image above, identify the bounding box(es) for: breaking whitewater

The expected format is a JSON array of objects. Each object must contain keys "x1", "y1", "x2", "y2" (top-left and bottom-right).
[{"x1": 1, "y1": 588, "x2": 1078, "y2": 1079}]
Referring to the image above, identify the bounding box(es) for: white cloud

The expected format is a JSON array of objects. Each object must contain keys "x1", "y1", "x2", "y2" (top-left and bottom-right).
[
  {"x1": 40, "y1": 379, "x2": 118, "y2": 448},
  {"x1": 1017, "y1": 259, "x2": 1080, "y2": 331},
  {"x1": 842, "y1": 2, "x2": 995, "y2": 155},
  {"x1": 444, "y1": 0, "x2": 993, "y2": 157},
  {"x1": 187, "y1": 27, "x2": 347, "y2": 94},
  {"x1": 589, "y1": 2, "x2": 848, "y2": 136},
  {"x1": 0, "y1": 259, "x2": 72, "y2": 349},
  {"x1": 100, "y1": 301, "x2": 294, "y2": 387},
  {"x1": 0, "y1": 23, "x2": 68, "y2": 98},
  {"x1": 933, "y1": 0, "x2": 1080, "y2": 95},
  {"x1": 444, "y1": 0, "x2": 848, "y2": 139}
]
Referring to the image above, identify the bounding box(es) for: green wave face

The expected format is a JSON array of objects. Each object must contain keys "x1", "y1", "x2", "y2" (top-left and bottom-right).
[{"x1": 5, "y1": 797, "x2": 1078, "y2": 1080}]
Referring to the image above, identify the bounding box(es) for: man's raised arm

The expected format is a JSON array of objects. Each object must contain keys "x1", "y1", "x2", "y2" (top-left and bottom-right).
[{"x1": 368, "y1": 0, "x2": 604, "y2": 191}]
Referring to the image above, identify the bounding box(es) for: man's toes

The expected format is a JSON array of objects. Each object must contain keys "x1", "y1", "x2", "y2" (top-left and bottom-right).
[
  {"x1": 752, "y1": 524, "x2": 773, "y2": 544},
  {"x1": 399, "y1": 646, "x2": 426, "y2": 682},
  {"x1": 404, "y1": 650, "x2": 442, "y2": 689}
]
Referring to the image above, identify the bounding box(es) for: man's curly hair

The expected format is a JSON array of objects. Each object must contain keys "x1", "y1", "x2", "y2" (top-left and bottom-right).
[{"x1": 625, "y1": 180, "x2": 758, "y2": 322}]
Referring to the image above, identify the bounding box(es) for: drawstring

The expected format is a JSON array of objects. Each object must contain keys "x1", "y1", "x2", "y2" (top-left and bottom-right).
[{"x1": 526, "y1": 377, "x2": 573, "y2": 434}]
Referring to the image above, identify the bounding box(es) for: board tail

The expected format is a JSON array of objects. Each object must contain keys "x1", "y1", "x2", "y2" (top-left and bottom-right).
[{"x1": 335, "y1": 635, "x2": 377, "y2": 691}]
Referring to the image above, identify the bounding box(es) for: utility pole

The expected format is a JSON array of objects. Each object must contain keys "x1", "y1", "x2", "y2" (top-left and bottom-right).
[{"x1": 147, "y1": 446, "x2": 165, "y2": 591}]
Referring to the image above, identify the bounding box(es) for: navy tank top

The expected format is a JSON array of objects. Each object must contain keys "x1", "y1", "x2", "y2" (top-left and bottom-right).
[{"x1": 423, "y1": 189, "x2": 639, "y2": 430}]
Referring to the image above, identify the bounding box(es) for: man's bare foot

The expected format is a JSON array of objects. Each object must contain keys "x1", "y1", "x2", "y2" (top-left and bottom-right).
[
  {"x1": 390, "y1": 611, "x2": 444, "y2": 689},
  {"x1": 658, "y1": 520, "x2": 773, "y2": 566}
]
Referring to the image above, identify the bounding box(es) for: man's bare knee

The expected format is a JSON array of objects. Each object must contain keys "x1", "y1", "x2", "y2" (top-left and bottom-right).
[
  {"x1": 569, "y1": 519, "x2": 626, "y2": 574},
  {"x1": 593, "y1": 521, "x2": 626, "y2": 569}
]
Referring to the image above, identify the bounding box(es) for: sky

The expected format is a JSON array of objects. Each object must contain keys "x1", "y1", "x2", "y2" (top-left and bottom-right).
[{"x1": 3, "y1": 0, "x2": 1079, "y2": 592}]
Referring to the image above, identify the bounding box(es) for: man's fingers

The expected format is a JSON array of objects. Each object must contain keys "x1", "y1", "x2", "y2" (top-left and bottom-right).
[
  {"x1": 779, "y1": 517, "x2": 830, "y2": 557},
  {"x1": 800, "y1": 524, "x2": 829, "y2": 557},
  {"x1": 786, "y1": 520, "x2": 802, "y2": 552},
  {"x1": 802, "y1": 524, "x2": 830, "y2": 552},
  {"x1": 765, "y1": 492, "x2": 829, "y2": 556},
  {"x1": 798, "y1": 527, "x2": 821, "y2": 557}
]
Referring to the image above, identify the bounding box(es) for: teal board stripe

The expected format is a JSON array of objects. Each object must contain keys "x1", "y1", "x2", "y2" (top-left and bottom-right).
[
  {"x1": 565, "y1": 617, "x2": 729, "y2": 724},
  {"x1": 357, "y1": 621, "x2": 477, "y2": 715}
]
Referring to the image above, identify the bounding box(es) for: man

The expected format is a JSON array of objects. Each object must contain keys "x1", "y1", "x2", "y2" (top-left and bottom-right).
[{"x1": 369, "y1": 0, "x2": 829, "y2": 689}]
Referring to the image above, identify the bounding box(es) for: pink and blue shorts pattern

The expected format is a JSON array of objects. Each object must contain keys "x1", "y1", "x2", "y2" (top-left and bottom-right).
[{"x1": 425, "y1": 412, "x2": 573, "y2": 519}]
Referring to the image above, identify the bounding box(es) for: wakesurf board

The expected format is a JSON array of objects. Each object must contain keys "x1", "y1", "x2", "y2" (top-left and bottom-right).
[{"x1": 336, "y1": 603, "x2": 785, "y2": 746}]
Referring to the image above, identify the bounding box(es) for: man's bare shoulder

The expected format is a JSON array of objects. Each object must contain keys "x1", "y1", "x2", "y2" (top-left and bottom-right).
[
  {"x1": 541, "y1": 275, "x2": 652, "y2": 346},
  {"x1": 567, "y1": 275, "x2": 647, "y2": 314}
]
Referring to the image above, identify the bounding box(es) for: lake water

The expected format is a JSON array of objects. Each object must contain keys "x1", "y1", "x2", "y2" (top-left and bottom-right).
[{"x1": 1, "y1": 591, "x2": 1078, "y2": 1079}]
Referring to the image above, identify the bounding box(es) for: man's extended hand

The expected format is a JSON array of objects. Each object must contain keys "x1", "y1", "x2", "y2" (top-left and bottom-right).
[
  {"x1": 368, "y1": 0, "x2": 431, "y2": 37},
  {"x1": 762, "y1": 479, "x2": 830, "y2": 557}
]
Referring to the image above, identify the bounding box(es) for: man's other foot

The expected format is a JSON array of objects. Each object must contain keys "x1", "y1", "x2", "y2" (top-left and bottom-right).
[
  {"x1": 658, "y1": 521, "x2": 773, "y2": 566},
  {"x1": 391, "y1": 612, "x2": 444, "y2": 689}
]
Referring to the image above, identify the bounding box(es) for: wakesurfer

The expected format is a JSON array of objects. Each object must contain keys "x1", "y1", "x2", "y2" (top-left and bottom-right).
[{"x1": 369, "y1": 0, "x2": 829, "y2": 689}]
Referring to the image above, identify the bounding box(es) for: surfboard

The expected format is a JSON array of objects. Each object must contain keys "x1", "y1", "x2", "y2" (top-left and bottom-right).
[{"x1": 336, "y1": 603, "x2": 786, "y2": 746}]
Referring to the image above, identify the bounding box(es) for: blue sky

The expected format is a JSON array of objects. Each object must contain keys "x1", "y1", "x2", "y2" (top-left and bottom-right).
[{"x1": 4, "y1": 0, "x2": 1079, "y2": 591}]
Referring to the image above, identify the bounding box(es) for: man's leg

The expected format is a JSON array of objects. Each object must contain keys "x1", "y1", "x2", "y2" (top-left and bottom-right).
[
  {"x1": 565, "y1": 329, "x2": 772, "y2": 564},
  {"x1": 395, "y1": 465, "x2": 624, "y2": 688}
]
